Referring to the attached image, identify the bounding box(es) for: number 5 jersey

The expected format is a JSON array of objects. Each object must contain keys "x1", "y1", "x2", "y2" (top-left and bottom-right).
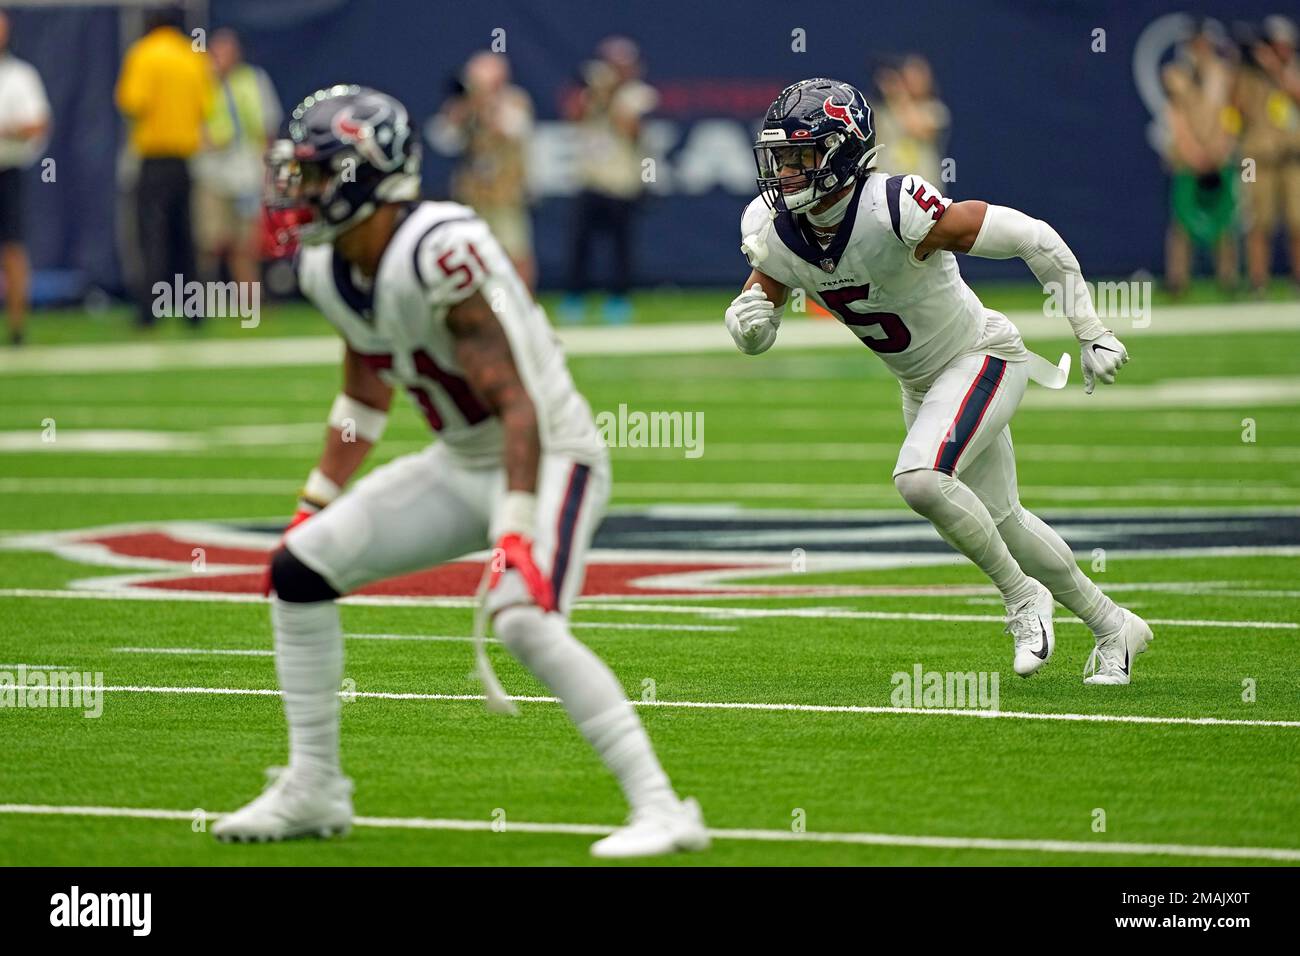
[{"x1": 740, "y1": 172, "x2": 1028, "y2": 391}]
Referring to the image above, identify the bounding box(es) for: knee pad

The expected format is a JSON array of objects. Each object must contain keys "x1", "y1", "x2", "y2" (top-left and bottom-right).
[
  {"x1": 269, "y1": 546, "x2": 340, "y2": 603},
  {"x1": 894, "y1": 468, "x2": 945, "y2": 515}
]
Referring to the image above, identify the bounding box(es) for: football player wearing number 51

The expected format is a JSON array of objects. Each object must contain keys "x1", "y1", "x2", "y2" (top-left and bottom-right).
[
  {"x1": 214, "y1": 85, "x2": 707, "y2": 858},
  {"x1": 727, "y1": 78, "x2": 1151, "y2": 686}
]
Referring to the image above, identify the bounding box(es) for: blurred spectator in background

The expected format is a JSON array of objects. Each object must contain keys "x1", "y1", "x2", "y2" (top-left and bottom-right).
[
  {"x1": 874, "y1": 55, "x2": 949, "y2": 187},
  {"x1": 0, "y1": 11, "x2": 50, "y2": 347},
  {"x1": 1162, "y1": 22, "x2": 1240, "y2": 296},
  {"x1": 431, "y1": 51, "x2": 535, "y2": 287},
  {"x1": 115, "y1": 6, "x2": 212, "y2": 327},
  {"x1": 194, "y1": 28, "x2": 280, "y2": 287},
  {"x1": 562, "y1": 36, "x2": 657, "y2": 325},
  {"x1": 1236, "y1": 15, "x2": 1300, "y2": 293}
]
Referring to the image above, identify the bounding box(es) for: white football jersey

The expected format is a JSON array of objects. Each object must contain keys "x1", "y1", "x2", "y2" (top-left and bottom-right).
[
  {"x1": 741, "y1": 171, "x2": 1027, "y2": 390},
  {"x1": 297, "y1": 201, "x2": 603, "y2": 467}
]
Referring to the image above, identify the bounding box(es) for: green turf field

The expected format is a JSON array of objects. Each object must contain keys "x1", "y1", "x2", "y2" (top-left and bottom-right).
[{"x1": 1, "y1": 286, "x2": 1297, "y2": 866}]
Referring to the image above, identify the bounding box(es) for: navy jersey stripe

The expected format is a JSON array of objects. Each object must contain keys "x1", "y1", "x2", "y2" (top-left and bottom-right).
[
  {"x1": 331, "y1": 247, "x2": 374, "y2": 320},
  {"x1": 885, "y1": 175, "x2": 905, "y2": 243},
  {"x1": 935, "y1": 357, "x2": 1007, "y2": 475},
  {"x1": 770, "y1": 174, "x2": 868, "y2": 272},
  {"x1": 550, "y1": 463, "x2": 591, "y2": 608}
]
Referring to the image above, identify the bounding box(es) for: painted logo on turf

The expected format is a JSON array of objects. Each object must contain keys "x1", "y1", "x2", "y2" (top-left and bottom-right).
[{"x1": 2, "y1": 520, "x2": 910, "y2": 602}]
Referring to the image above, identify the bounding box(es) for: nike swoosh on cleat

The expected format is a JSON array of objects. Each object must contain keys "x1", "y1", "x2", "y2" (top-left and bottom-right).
[
  {"x1": 1032, "y1": 619, "x2": 1049, "y2": 659},
  {"x1": 1121, "y1": 645, "x2": 1130, "y2": 675}
]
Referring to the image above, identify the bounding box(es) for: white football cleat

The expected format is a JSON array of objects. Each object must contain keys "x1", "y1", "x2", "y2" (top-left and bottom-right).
[
  {"x1": 213, "y1": 766, "x2": 353, "y2": 843},
  {"x1": 1007, "y1": 582, "x2": 1055, "y2": 677},
  {"x1": 1083, "y1": 609, "x2": 1153, "y2": 685},
  {"x1": 589, "y1": 797, "x2": 710, "y2": 860}
]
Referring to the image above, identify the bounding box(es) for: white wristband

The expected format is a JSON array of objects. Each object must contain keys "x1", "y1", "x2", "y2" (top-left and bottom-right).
[
  {"x1": 328, "y1": 393, "x2": 388, "y2": 444},
  {"x1": 491, "y1": 491, "x2": 536, "y2": 539},
  {"x1": 301, "y1": 467, "x2": 341, "y2": 509}
]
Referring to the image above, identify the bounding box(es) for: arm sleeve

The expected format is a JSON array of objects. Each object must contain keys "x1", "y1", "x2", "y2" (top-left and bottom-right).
[{"x1": 967, "y1": 204, "x2": 1107, "y2": 341}]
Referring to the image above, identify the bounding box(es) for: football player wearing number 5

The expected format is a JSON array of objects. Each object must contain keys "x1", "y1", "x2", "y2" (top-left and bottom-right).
[
  {"x1": 214, "y1": 86, "x2": 708, "y2": 858},
  {"x1": 728, "y1": 78, "x2": 1151, "y2": 686}
]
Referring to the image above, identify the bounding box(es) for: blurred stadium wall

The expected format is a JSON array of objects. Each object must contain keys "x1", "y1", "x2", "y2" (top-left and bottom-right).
[{"x1": 11, "y1": 0, "x2": 1289, "y2": 295}]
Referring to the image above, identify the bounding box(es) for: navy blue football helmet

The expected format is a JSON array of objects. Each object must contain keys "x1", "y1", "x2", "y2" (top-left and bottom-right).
[
  {"x1": 266, "y1": 85, "x2": 421, "y2": 244},
  {"x1": 754, "y1": 78, "x2": 881, "y2": 213}
]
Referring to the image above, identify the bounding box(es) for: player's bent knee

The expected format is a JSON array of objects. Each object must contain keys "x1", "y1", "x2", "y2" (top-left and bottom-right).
[
  {"x1": 493, "y1": 603, "x2": 554, "y2": 659},
  {"x1": 894, "y1": 468, "x2": 945, "y2": 515},
  {"x1": 270, "y1": 546, "x2": 340, "y2": 603},
  {"x1": 994, "y1": 502, "x2": 1027, "y2": 530}
]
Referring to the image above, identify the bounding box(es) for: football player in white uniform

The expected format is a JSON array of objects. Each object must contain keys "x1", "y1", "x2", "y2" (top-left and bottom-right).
[
  {"x1": 212, "y1": 86, "x2": 708, "y2": 858},
  {"x1": 727, "y1": 78, "x2": 1152, "y2": 685}
]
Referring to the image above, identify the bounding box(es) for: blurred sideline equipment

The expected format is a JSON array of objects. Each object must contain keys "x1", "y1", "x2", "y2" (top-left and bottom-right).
[
  {"x1": 732, "y1": 77, "x2": 1151, "y2": 685},
  {"x1": 216, "y1": 85, "x2": 709, "y2": 859}
]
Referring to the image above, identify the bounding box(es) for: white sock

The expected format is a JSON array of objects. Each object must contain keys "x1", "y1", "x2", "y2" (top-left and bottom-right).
[
  {"x1": 895, "y1": 469, "x2": 1039, "y2": 607},
  {"x1": 494, "y1": 604, "x2": 677, "y2": 813},
  {"x1": 271, "y1": 598, "x2": 344, "y2": 782},
  {"x1": 997, "y1": 505, "x2": 1124, "y2": 635}
]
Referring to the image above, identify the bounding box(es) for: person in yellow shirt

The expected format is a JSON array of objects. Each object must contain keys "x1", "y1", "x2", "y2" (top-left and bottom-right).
[{"x1": 114, "y1": 7, "x2": 212, "y2": 327}]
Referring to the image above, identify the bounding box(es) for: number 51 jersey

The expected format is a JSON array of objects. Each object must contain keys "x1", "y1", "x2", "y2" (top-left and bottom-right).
[
  {"x1": 741, "y1": 172, "x2": 1027, "y2": 391},
  {"x1": 297, "y1": 200, "x2": 604, "y2": 468}
]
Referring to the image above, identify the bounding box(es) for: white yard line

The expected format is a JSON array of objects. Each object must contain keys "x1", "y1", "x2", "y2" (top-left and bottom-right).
[
  {"x1": 0, "y1": 802, "x2": 1295, "y2": 861},
  {"x1": 0, "y1": 664, "x2": 69, "y2": 669},
  {"x1": 1, "y1": 302, "x2": 1296, "y2": 376},
  {"x1": 113, "y1": 647, "x2": 275, "y2": 657},
  {"x1": 11, "y1": 476, "x2": 1298, "y2": 503},
  {"x1": 2, "y1": 586, "x2": 1295, "y2": 629},
  {"x1": 10, "y1": 682, "x2": 1299, "y2": 729}
]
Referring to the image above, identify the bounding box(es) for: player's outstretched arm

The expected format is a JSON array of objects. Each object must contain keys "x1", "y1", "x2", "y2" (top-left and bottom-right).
[
  {"x1": 919, "y1": 199, "x2": 1130, "y2": 394},
  {"x1": 447, "y1": 290, "x2": 540, "y2": 496},
  {"x1": 311, "y1": 346, "x2": 393, "y2": 494},
  {"x1": 725, "y1": 269, "x2": 787, "y2": 355},
  {"x1": 447, "y1": 290, "x2": 554, "y2": 610},
  {"x1": 301, "y1": 346, "x2": 392, "y2": 512}
]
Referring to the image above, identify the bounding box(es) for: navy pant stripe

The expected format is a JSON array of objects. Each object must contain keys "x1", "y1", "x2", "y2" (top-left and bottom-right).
[
  {"x1": 934, "y1": 357, "x2": 1006, "y2": 475},
  {"x1": 550, "y1": 463, "x2": 590, "y2": 607}
]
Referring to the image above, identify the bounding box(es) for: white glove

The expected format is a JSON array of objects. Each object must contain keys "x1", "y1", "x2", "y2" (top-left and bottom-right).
[
  {"x1": 1079, "y1": 331, "x2": 1129, "y2": 395},
  {"x1": 725, "y1": 283, "x2": 780, "y2": 355}
]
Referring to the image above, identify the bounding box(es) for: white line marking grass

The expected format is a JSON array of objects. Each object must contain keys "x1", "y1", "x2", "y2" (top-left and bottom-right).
[
  {"x1": 14, "y1": 683, "x2": 1300, "y2": 729},
  {"x1": 0, "y1": 803, "x2": 1295, "y2": 862},
  {"x1": 114, "y1": 647, "x2": 274, "y2": 657},
  {"x1": 2, "y1": 588, "x2": 1294, "y2": 630}
]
